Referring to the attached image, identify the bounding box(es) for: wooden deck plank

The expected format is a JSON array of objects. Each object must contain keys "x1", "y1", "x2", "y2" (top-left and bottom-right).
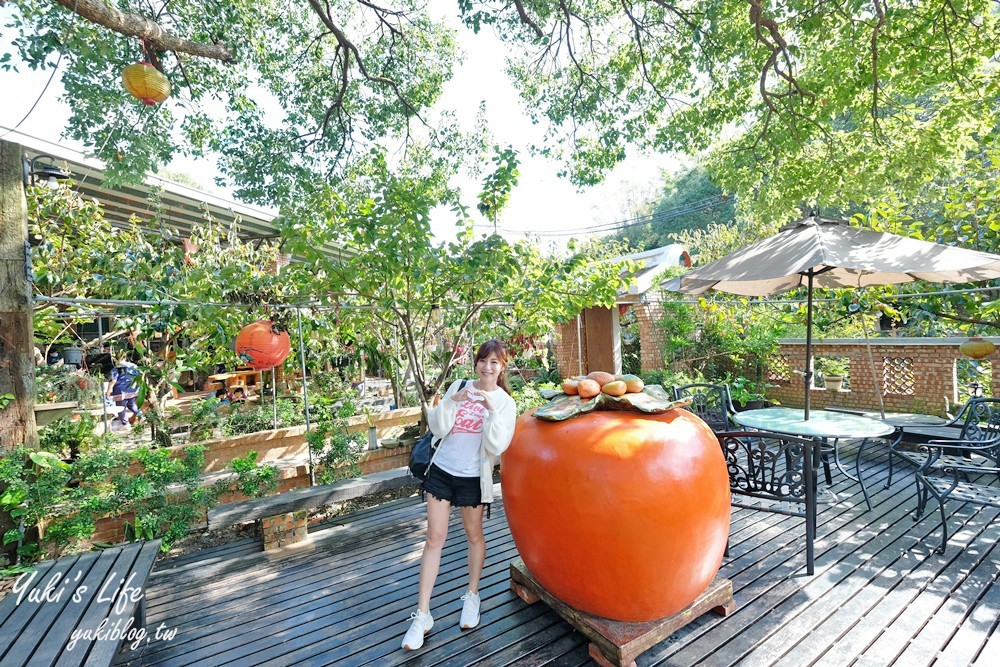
[
  {"x1": 135, "y1": 535, "x2": 521, "y2": 665},
  {"x1": 855, "y1": 515, "x2": 1000, "y2": 666},
  {"x1": 891, "y1": 514, "x2": 1000, "y2": 667},
  {"x1": 929, "y1": 538, "x2": 1000, "y2": 666},
  {"x1": 817, "y1": 513, "x2": 1000, "y2": 667},
  {"x1": 648, "y1": 462, "x2": 929, "y2": 665},
  {"x1": 132, "y1": 524, "x2": 517, "y2": 665},
  {"x1": 239, "y1": 543, "x2": 525, "y2": 666},
  {"x1": 110, "y1": 448, "x2": 999, "y2": 667},
  {"x1": 144, "y1": 505, "x2": 490, "y2": 629}
]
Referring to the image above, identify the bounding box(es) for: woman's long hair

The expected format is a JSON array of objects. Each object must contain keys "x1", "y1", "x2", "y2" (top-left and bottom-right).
[{"x1": 474, "y1": 339, "x2": 510, "y2": 394}]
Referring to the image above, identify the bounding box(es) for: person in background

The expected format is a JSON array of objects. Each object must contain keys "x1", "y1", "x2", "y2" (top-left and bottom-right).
[
  {"x1": 105, "y1": 356, "x2": 143, "y2": 427},
  {"x1": 401, "y1": 339, "x2": 517, "y2": 651}
]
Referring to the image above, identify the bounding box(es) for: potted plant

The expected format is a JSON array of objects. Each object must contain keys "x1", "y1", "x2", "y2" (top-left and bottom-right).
[
  {"x1": 815, "y1": 357, "x2": 849, "y2": 392},
  {"x1": 728, "y1": 376, "x2": 774, "y2": 411}
]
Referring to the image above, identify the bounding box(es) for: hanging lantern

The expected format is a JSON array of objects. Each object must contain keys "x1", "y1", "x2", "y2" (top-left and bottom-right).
[
  {"x1": 960, "y1": 337, "x2": 996, "y2": 360},
  {"x1": 235, "y1": 321, "x2": 291, "y2": 369},
  {"x1": 122, "y1": 62, "x2": 171, "y2": 105}
]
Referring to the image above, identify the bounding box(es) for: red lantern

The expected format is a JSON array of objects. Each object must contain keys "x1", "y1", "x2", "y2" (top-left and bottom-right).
[
  {"x1": 502, "y1": 408, "x2": 729, "y2": 622},
  {"x1": 235, "y1": 321, "x2": 290, "y2": 369},
  {"x1": 122, "y1": 62, "x2": 171, "y2": 105}
]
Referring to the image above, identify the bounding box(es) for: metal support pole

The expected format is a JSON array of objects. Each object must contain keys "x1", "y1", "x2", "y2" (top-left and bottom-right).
[
  {"x1": 272, "y1": 367, "x2": 277, "y2": 429},
  {"x1": 296, "y1": 308, "x2": 315, "y2": 486},
  {"x1": 97, "y1": 315, "x2": 109, "y2": 434},
  {"x1": 804, "y1": 273, "x2": 814, "y2": 421}
]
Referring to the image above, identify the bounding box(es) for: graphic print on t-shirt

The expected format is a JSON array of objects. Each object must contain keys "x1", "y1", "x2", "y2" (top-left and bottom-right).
[{"x1": 452, "y1": 400, "x2": 487, "y2": 435}]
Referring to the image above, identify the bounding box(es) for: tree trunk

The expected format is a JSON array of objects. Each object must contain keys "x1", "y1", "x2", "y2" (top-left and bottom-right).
[{"x1": 0, "y1": 140, "x2": 38, "y2": 452}]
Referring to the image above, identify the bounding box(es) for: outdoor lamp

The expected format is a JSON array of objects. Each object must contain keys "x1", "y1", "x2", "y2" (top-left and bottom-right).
[
  {"x1": 23, "y1": 154, "x2": 71, "y2": 188},
  {"x1": 430, "y1": 304, "x2": 443, "y2": 326}
]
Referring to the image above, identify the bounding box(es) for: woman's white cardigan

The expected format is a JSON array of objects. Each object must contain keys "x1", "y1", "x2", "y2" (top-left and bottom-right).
[{"x1": 427, "y1": 379, "x2": 517, "y2": 503}]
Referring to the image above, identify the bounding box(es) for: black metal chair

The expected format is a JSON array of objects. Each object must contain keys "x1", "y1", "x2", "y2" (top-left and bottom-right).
[
  {"x1": 717, "y1": 430, "x2": 821, "y2": 574},
  {"x1": 885, "y1": 397, "x2": 990, "y2": 487},
  {"x1": 914, "y1": 434, "x2": 1000, "y2": 554},
  {"x1": 673, "y1": 383, "x2": 738, "y2": 432},
  {"x1": 891, "y1": 397, "x2": 1000, "y2": 501}
]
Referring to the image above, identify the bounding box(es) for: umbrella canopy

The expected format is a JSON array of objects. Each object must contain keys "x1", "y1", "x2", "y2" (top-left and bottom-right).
[{"x1": 665, "y1": 215, "x2": 1000, "y2": 418}]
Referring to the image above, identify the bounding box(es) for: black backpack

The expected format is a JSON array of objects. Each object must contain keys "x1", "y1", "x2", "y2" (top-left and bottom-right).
[{"x1": 408, "y1": 379, "x2": 468, "y2": 481}]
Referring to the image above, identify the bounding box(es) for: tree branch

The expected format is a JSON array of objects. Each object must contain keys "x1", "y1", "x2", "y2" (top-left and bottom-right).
[
  {"x1": 926, "y1": 309, "x2": 1000, "y2": 330},
  {"x1": 512, "y1": 0, "x2": 545, "y2": 39},
  {"x1": 51, "y1": 0, "x2": 235, "y2": 63}
]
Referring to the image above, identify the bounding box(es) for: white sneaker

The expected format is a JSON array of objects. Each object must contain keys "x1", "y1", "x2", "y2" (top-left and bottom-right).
[
  {"x1": 460, "y1": 590, "x2": 480, "y2": 629},
  {"x1": 401, "y1": 609, "x2": 433, "y2": 650}
]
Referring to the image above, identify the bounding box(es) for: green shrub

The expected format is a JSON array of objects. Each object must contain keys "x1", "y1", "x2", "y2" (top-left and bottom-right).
[
  {"x1": 223, "y1": 399, "x2": 302, "y2": 435},
  {"x1": 187, "y1": 396, "x2": 224, "y2": 440},
  {"x1": 308, "y1": 419, "x2": 365, "y2": 484},
  {"x1": 38, "y1": 414, "x2": 98, "y2": 458},
  {"x1": 1, "y1": 442, "x2": 216, "y2": 562},
  {"x1": 214, "y1": 452, "x2": 278, "y2": 498}
]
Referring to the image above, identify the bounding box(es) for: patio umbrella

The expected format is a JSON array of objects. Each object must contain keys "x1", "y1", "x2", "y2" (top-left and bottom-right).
[{"x1": 664, "y1": 215, "x2": 1000, "y2": 419}]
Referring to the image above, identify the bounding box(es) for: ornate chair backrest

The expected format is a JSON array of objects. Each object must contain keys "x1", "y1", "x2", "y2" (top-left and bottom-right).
[
  {"x1": 716, "y1": 431, "x2": 820, "y2": 514},
  {"x1": 672, "y1": 383, "x2": 735, "y2": 432},
  {"x1": 959, "y1": 398, "x2": 1000, "y2": 444}
]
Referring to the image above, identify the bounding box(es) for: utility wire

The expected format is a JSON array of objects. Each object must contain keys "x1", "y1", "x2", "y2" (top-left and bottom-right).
[
  {"x1": 0, "y1": 0, "x2": 80, "y2": 140},
  {"x1": 483, "y1": 193, "x2": 731, "y2": 237}
]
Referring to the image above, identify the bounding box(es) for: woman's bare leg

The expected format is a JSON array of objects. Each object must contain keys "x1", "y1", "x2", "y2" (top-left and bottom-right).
[
  {"x1": 461, "y1": 504, "x2": 486, "y2": 594},
  {"x1": 417, "y1": 495, "x2": 451, "y2": 612}
]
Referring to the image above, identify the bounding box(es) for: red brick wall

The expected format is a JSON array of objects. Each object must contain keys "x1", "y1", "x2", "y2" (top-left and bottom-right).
[{"x1": 767, "y1": 338, "x2": 997, "y2": 416}]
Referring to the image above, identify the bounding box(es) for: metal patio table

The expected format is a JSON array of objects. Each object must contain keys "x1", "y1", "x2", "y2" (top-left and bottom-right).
[{"x1": 733, "y1": 407, "x2": 896, "y2": 509}]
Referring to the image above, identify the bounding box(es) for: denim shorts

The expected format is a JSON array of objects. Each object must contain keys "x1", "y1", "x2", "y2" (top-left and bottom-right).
[{"x1": 423, "y1": 463, "x2": 483, "y2": 508}]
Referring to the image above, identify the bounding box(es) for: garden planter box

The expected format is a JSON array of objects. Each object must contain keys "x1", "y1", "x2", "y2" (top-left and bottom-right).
[{"x1": 136, "y1": 407, "x2": 423, "y2": 474}]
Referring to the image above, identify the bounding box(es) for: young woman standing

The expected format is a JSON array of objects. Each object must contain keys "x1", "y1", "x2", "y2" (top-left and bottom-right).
[{"x1": 402, "y1": 339, "x2": 517, "y2": 650}]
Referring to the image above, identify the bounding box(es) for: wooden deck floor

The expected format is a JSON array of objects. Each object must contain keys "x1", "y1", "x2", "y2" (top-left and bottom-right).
[{"x1": 116, "y1": 445, "x2": 999, "y2": 666}]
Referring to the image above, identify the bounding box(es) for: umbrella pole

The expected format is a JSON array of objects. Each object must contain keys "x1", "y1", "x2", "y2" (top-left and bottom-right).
[{"x1": 804, "y1": 272, "x2": 814, "y2": 420}]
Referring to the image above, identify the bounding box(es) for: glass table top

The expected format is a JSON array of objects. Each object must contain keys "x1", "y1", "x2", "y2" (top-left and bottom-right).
[{"x1": 732, "y1": 407, "x2": 896, "y2": 439}]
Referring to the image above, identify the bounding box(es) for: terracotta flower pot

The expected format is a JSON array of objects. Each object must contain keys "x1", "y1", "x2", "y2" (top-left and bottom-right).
[{"x1": 502, "y1": 408, "x2": 730, "y2": 622}]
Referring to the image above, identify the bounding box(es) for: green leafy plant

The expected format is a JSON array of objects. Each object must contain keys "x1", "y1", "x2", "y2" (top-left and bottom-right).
[
  {"x1": 223, "y1": 399, "x2": 303, "y2": 436},
  {"x1": 0, "y1": 393, "x2": 13, "y2": 410},
  {"x1": 187, "y1": 396, "x2": 224, "y2": 441},
  {"x1": 814, "y1": 357, "x2": 850, "y2": 378},
  {"x1": 215, "y1": 452, "x2": 279, "y2": 498},
  {"x1": 727, "y1": 376, "x2": 774, "y2": 404},
  {"x1": 0, "y1": 448, "x2": 73, "y2": 564},
  {"x1": 38, "y1": 415, "x2": 98, "y2": 460},
  {"x1": 308, "y1": 419, "x2": 364, "y2": 484}
]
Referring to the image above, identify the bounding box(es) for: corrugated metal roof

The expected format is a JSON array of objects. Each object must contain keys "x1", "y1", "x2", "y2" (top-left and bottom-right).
[{"x1": 6, "y1": 128, "x2": 349, "y2": 260}]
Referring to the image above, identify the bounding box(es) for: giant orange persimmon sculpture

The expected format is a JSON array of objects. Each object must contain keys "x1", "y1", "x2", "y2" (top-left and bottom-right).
[
  {"x1": 235, "y1": 320, "x2": 291, "y2": 369},
  {"x1": 502, "y1": 389, "x2": 730, "y2": 622}
]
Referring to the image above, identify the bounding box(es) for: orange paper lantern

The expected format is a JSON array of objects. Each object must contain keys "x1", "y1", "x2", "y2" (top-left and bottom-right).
[
  {"x1": 502, "y1": 408, "x2": 730, "y2": 622},
  {"x1": 960, "y1": 337, "x2": 996, "y2": 360},
  {"x1": 235, "y1": 321, "x2": 291, "y2": 369},
  {"x1": 122, "y1": 62, "x2": 171, "y2": 105}
]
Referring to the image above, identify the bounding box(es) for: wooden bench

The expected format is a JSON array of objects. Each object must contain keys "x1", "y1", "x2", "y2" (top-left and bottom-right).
[
  {"x1": 0, "y1": 539, "x2": 160, "y2": 666},
  {"x1": 207, "y1": 467, "x2": 419, "y2": 550}
]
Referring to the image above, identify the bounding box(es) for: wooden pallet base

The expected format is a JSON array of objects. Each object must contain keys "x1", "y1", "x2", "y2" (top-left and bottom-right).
[{"x1": 509, "y1": 558, "x2": 735, "y2": 667}]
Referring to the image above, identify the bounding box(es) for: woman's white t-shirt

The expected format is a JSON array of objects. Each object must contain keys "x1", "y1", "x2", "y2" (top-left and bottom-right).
[{"x1": 433, "y1": 391, "x2": 493, "y2": 477}]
